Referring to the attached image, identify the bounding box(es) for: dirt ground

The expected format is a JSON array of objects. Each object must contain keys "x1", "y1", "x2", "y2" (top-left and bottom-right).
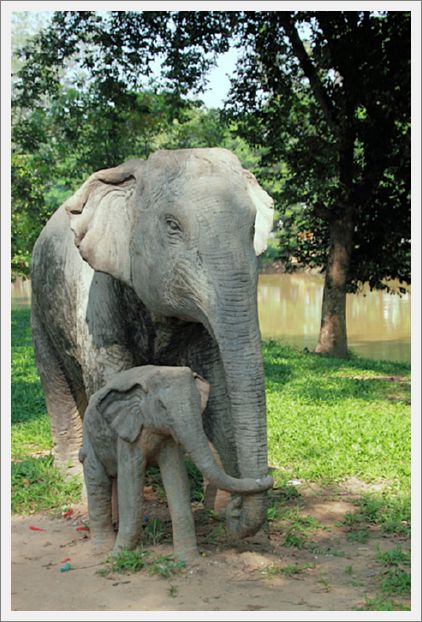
[{"x1": 11, "y1": 483, "x2": 411, "y2": 612}]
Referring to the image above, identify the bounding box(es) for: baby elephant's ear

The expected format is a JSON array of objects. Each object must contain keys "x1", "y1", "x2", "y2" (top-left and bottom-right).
[{"x1": 98, "y1": 386, "x2": 145, "y2": 444}]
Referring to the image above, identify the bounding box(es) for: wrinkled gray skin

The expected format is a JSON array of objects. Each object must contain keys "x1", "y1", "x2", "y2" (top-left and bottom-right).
[
  {"x1": 31, "y1": 147, "x2": 274, "y2": 539},
  {"x1": 80, "y1": 365, "x2": 273, "y2": 560}
]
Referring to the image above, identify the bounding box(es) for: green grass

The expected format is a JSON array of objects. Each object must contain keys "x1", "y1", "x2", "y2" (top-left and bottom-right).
[
  {"x1": 261, "y1": 561, "x2": 315, "y2": 579},
  {"x1": 12, "y1": 309, "x2": 411, "y2": 523},
  {"x1": 264, "y1": 340, "x2": 410, "y2": 489},
  {"x1": 11, "y1": 455, "x2": 81, "y2": 513},
  {"x1": 264, "y1": 340, "x2": 410, "y2": 534},
  {"x1": 341, "y1": 493, "x2": 410, "y2": 536},
  {"x1": 143, "y1": 517, "x2": 165, "y2": 545},
  {"x1": 12, "y1": 309, "x2": 53, "y2": 460},
  {"x1": 98, "y1": 548, "x2": 185, "y2": 578},
  {"x1": 12, "y1": 308, "x2": 81, "y2": 513},
  {"x1": 358, "y1": 597, "x2": 410, "y2": 611},
  {"x1": 376, "y1": 546, "x2": 411, "y2": 596}
]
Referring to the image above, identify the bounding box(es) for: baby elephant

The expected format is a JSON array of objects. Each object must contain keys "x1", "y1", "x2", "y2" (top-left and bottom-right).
[{"x1": 79, "y1": 365, "x2": 273, "y2": 561}]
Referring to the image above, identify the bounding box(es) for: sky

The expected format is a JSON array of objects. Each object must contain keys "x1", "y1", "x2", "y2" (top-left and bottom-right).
[{"x1": 198, "y1": 49, "x2": 239, "y2": 108}]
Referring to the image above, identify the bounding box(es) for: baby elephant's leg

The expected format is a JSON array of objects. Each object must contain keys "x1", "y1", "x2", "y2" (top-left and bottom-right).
[
  {"x1": 80, "y1": 441, "x2": 115, "y2": 551},
  {"x1": 113, "y1": 440, "x2": 145, "y2": 555},
  {"x1": 158, "y1": 440, "x2": 199, "y2": 563}
]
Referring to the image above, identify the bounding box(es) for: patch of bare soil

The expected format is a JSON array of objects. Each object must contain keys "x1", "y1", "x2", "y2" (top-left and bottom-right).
[{"x1": 11, "y1": 485, "x2": 410, "y2": 612}]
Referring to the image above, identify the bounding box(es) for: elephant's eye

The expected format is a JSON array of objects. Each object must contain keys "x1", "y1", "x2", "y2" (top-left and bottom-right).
[{"x1": 165, "y1": 216, "x2": 182, "y2": 239}]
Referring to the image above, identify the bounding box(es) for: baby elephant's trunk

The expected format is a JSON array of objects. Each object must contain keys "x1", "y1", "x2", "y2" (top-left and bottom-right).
[
  {"x1": 182, "y1": 428, "x2": 273, "y2": 495},
  {"x1": 173, "y1": 376, "x2": 273, "y2": 495}
]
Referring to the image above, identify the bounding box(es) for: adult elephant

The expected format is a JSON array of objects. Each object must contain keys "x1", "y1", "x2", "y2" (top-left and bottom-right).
[{"x1": 31, "y1": 148, "x2": 274, "y2": 539}]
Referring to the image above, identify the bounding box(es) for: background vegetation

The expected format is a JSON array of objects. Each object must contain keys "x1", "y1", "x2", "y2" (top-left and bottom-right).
[{"x1": 11, "y1": 10, "x2": 411, "y2": 357}]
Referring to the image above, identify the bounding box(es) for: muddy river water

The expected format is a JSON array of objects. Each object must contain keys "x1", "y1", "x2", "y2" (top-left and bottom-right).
[{"x1": 12, "y1": 273, "x2": 411, "y2": 363}]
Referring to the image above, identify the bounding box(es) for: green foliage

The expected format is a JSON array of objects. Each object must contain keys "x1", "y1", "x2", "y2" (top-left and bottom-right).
[
  {"x1": 342, "y1": 494, "x2": 410, "y2": 536},
  {"x1": 184, "y1": 459, "x2": 204, "y2": 503},
  {"x1": 108, "y1": 548, "x2": 149, "y2": 573},
  {"x1": 11, "y1": 154, "x2": 49, "y2": 276},
  {"x1": 376, "y1": 546, "x2": 410, "y2": 568},
  {"x1": 102, "y1": 548, "x2": 185, "y2": 578},
  {"x1": 12, "y1": 10, "x2": 410, "y2": 295},
  {"x1": 12, "y1": 307, "x2": 81, "y2": 513},
  {"x1": 307, "y1": 544, "x2": 347, "y2": 558},
  {"x1": 380, "y1": 569, "x2": 411, "y2": 596},
  {"x1": 147, "y1": 555, "x2": 186, "y2": 578},
  {"x1": 354, "y1": 546, "x2": 411, "y2": 611},
  {"x1": 358, "y1": 597, "x2": 410, "y2": 611},
  {"x1": 168, "y1": 584, "x2": 178, "y2": 597},
  {"x1": 143, "y1": 518, "x2": 165, "y2": 545},
  {"x1": 224, "y1": 12, "x2": 411, "y2": 294},
  {"x1": 11, "y1": 455, "x2": 81, "y2": 514},
  {"x1": 346, "y1": 528, "x2": 370, "y2": 543}
]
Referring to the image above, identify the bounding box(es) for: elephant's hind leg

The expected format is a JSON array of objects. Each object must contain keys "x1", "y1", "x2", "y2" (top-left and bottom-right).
[{"x1": 31, "y1": 308, "x2": 86, "y2": 476}]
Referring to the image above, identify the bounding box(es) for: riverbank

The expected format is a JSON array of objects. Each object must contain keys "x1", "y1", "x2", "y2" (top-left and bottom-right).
[
  {"x1": 11, "y1": 307, "x2": 411, "y2": 611},
  {"x1": 11, "y1": 274, "x2": 411, "y2": 363}
]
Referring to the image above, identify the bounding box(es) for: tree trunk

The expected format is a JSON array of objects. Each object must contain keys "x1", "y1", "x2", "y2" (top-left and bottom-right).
[{"x1": 315, "y1": 206, "x2": 354, "y2": 358}]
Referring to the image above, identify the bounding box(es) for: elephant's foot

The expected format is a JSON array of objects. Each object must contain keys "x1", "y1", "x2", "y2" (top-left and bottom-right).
[
  {"x1": 91, "y1": 528, "x2": 116, "y2": 554},
  {"x1": 173, "y1": 543, "x2": 200, "y2": 566},
  {"x1": 112, "y1": 532, "x2": 141, "y2": 556}
]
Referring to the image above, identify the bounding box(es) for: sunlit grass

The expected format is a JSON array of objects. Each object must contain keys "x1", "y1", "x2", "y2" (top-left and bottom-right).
[
  {"x1": 12, "y1": 309, "x2": 410, "y2": 522},
  {"x1": 263, "y1": 340, "x2": 410, "y2": 492}
]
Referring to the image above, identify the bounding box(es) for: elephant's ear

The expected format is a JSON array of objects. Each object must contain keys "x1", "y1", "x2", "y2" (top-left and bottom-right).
[
  {"x1": 64, "y1": 159, "x2": 144, "y2": 283},
  {"x1": 242, "y1": 170, "x2": 274, "y2": 256},
  {"x1": 97, "y1": 383, "x2": 146, "y2": 444}
]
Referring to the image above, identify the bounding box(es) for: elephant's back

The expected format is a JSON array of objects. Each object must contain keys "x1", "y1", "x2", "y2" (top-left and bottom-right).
[
  {"x1": 31, "y1": 205, "x2": 93, "y2": 341},
  {"x1": 32, "y1": 206, "x2": 89, "y2": 301}
]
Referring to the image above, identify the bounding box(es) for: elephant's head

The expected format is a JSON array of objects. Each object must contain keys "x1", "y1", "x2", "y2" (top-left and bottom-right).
[
  {"x1": 96, "y1": 365, "x2": 273, "y2": 496},
  {"x1": 65, "y1": 148, "x2": 274, "y2": 537}
]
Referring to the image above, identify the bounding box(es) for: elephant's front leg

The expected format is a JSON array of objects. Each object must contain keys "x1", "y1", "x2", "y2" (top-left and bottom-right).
[
  {"x1": 79, "y1": 441, "x2": 115, "y2": 552},
  {"x1": 113, "y1": 439, "x2": 145, "y2": 555},
  {"x1": 157, "y1": 440, "x2": 199, "y2": 564}
]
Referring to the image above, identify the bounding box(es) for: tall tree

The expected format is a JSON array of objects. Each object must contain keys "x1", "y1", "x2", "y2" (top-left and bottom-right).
[
  {"x1": 13, "y1": 11, "x2": 411, "y2": 356},
  {"x1": 226, "y1": 12, "x2": 410, "y2": 357}
]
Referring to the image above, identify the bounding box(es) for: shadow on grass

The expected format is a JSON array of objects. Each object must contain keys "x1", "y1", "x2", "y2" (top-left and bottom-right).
[
  {"x1": 12, "y1": 308, "x2": 48, "y2": 425},
  {"x1": 12, "y1": 380, "x2": 47, "y2": 425},
  {"x1": 11, "y1": 307, "x2": 33, "y2": 347},
  {"x1": 263, "y1": 340, "x2": 410, "y2": 405}
]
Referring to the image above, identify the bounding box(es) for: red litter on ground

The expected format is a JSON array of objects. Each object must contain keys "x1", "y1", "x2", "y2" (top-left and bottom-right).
[
  {"x1": 29, "y1": 526, "x2": 46, "y2": 531},
  {"x1": 60, "y1": 557, "x2": 71, "y2": 563},
  {"x1": 62, "y1": 509, "x2": 74, "y2": 518},
  {"x1": 75, "y1": 526, "x2": 90, "y2": 532}
]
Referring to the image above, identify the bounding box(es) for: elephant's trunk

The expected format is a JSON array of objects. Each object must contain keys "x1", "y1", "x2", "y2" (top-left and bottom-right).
[
  {"x1": 178, "y1": 420, "x2": 273, "y2": 495},
  {"x1": 206, "y1": 263, "x2": 270, "y2": 538}
]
